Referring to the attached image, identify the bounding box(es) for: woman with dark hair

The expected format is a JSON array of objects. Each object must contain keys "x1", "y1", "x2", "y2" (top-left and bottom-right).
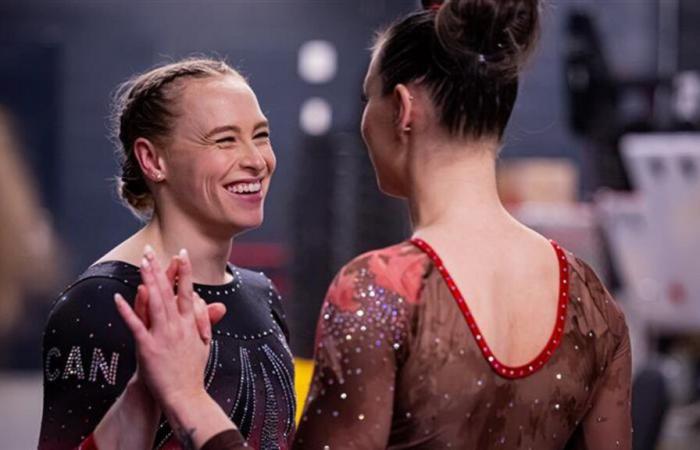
[
  {"x1": 99, "y1": 1, "x2": 631, "y2": 449},
  {"x1": 294, "y1": 0, "x2": 632, "y2": 448},
  {"x1": 38, "y1": 58, "x2": 295, "y2": 450}
]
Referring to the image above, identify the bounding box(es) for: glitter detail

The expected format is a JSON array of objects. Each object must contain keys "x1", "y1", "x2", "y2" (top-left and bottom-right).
[
  {"x1": 260, "y1": 363, "x2": 279, "y2": 450},
  {"x1": 231, "y1": 347, "x2": 256, "y2": 436},
  {"x1": 204, "y1": 340, "x2": 219, "y2": 390},
  {"x1": 62, "y1": 346, "x2": 85, "y2": 380},
  {"x1": 45, "y1": 347, "x2": 62, "y2": 382},
  {"x1": 88, "y1": 348, "x2": 119, "y2": 385},
  {"x1": 262, "y1": 344, "x2": 296, "y2": 436}
]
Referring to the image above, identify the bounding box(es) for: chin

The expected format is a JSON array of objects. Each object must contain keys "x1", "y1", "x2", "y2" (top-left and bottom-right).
[
  {"x1": 231, "y1": 216, "x2": 263, "y2": 233},
  {"x1": 215, "y1": 211, "x2": 263, "y2": 237}
]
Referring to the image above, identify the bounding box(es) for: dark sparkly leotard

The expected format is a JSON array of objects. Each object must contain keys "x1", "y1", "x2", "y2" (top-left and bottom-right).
[{"x1": 38, "y1": 261, "x2": 295, "y2": 450}]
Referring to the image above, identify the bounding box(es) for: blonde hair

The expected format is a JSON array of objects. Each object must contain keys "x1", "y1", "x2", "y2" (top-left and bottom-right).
[{"x1": 111, "y1": 57, "x2": 244, "y2": 219}]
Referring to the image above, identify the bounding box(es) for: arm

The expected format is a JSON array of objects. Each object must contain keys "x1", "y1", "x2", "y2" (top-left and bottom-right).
[
  {"x1": 160, "y1": 391, "x2": 245, "y2": 450},
  {"x1": 37, "y1": 277, "x2": 142, "y2": 450},
  {"x1": 114, "y1": 248, "x2": 246, "y2": 450},
  {"x1": 578, "y1": 319, "x2": 632, "y2": 449},
  {"x1": 89, "y1": 258, "x2": 181, "y2": 450},
  {"x1": 575, "y1": 260, "x2": 633, "y2": 450},
  {"x1": 82, "y1": 253, "x2": 229, "y2": 450},
  {"x1": 91, "y1": 374, "x2": 161, "y2": 450},
  {"x1": 582, "y1": 326, "x2": 632, "y2": 450},
  {"x1": 293, "y1": 253, "x2": 416, "y2": 449}
]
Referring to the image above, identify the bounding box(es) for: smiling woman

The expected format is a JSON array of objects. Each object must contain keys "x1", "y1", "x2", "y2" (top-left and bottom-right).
[
  {"x1": 38, "y1": 57, "x2": 295, "y2": 450},
  {"x1": 112, "y1": 61, "x2": 275, "y2": 233}
]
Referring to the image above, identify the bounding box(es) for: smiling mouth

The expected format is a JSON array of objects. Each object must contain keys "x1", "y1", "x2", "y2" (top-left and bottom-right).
[{"x1": 225, "y1": 180, "x2": 263, "y2": 195}]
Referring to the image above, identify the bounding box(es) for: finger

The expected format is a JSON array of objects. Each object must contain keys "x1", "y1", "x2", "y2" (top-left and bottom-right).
[
  {"x1": 148, "y1": 249, "x2": 179, "y2": 319},
  {"x1": 193, "y1": 296, "x2": 212, "y2": 342},
  {"x1": 176, "y1": 249, "x2": 195, "y2": 316},
  {"x1": 207, "y1": 303, "x2": 227, "y2": 326},
  {"x1": 140, "y1": 257, "x2": 167, "y2": 326},
  {"x1": 165, "y1": 255, "x2": 179, "y2": 287},
  {"x1": 115, "y1": 293, "x2": 150, "y2": 343},
  {"x1": 134, "y1": 284, "x2": 151, "y2": 329}
]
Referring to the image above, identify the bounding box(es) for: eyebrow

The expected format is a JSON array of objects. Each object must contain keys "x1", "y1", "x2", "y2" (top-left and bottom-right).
[{"x1": 205, "y1": 120, "x2": 269, "y2": 139}]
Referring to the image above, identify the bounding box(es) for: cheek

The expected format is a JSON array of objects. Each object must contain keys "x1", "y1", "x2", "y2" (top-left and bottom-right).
[
  {"x1": 360, "y1": 108, "x2": 369, "y2": 143},
  {"x1": 171, "y1": 153, "x2": 221, "y2": 192},
  {"x1": 264, "y1": 146, "x2": 277, "y2": 176}
]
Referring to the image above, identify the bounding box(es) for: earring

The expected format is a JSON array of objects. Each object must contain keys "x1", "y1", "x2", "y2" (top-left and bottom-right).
[
  {"x1": 403, "y1": 125, "x2": 412, "y2": 132},
  {"x1": 155, "y1": 173, "x2": 164, "y2": 182}
]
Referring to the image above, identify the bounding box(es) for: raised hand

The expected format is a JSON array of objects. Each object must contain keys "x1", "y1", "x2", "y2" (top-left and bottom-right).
[
  {"x1": 114, "y1": 248, "x2": 242, "y2": 449},
  {"x1": 114, "y1": 248, "x2": 221, "y2": 409},
  {"x1": 131, "y1": 252, "x2": 226, "y2": 331}
]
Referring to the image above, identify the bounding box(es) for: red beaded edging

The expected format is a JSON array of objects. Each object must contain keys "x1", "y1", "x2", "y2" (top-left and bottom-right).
[
  {"x1": 410, "y1": 237, "x2": 570, "y2": 380},
  {"x1": 77, "y1": 434, "x2": 98, "y2": 450}
]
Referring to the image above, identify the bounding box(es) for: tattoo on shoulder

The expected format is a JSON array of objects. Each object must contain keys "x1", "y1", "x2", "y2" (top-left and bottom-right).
[{"x1": 176, "y1": 427, "x2": 197, "y2": 450}]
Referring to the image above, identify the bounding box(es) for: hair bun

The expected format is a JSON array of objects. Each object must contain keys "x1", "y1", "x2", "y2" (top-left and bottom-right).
[{"x1": 435, "y1": 0, "x2": 540, "y2": 74}]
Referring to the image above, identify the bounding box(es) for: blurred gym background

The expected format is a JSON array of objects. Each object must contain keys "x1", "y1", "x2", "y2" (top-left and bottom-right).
[{"x1": 1, "y1": 0, "x2": 699, "y2": 449}]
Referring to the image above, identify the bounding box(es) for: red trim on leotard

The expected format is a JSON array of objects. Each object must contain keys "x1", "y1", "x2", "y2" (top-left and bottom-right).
[
  {"x1": 77, "y1": 434, "x2": 98, "y2": 450},
  {"x1": 410, "y1": 238, "x2": 570, "y2": 380}
]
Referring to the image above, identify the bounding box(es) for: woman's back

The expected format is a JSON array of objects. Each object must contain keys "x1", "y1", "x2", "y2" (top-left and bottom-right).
[
  {"x1": 294, "y1": 240, "x2": 631, "y2": 449},
  {"x1": 416, "y1": 226, "x2": 562, "y2": 368}
]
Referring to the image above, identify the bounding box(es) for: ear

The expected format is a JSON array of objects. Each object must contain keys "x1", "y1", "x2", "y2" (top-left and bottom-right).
[
  {"x1": 133, "y1": 138, "x2": 167, "y2": 182},
  {"x1": 393, "y1": 83, "x2": 414, "y2": 139}
]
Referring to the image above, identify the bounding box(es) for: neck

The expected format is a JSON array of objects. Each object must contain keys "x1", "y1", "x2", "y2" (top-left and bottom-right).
[
  {"x1": 407, "y1": 138, "x2": 513, "y2": 238},
  {"x1": 139, "y1": 212, "x2": 233, "y2": 285}
]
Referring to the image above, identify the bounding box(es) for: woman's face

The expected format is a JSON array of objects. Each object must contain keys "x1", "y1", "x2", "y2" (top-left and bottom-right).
[
  {"x1": 361, "y1": 51, "x2": 407, "y2": 198},
  {"x1": 161, "y1": 75, "x2": 276, "y2": 235}
]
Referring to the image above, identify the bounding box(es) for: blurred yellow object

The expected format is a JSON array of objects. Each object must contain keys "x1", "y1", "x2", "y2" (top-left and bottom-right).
[{"x1": 293, "y1": 357, "x2": 314, "y2": 424}]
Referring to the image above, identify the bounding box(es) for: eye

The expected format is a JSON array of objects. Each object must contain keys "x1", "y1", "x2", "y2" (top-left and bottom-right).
[
  {"x1": 254, "y1": 131, "x2": 270, "y2": 140},
  {"x1": 216, "y1": 136, "x2": 236, "y2": 144}
]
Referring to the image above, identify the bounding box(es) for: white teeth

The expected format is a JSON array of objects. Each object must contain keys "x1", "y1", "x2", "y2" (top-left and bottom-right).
[{"x1": 227, "y1": 181, "x2": 261, "y2": 194}]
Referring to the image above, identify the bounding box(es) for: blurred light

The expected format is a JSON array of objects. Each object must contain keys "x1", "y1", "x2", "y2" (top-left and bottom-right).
[
  {"x1": 298, "y1": 40, "x2": 337, "y2": 84},
  {"x1": 300, "y1": 98, "x2": 332, "y2": 136},
  {"x1": 673, "y1": 71, "x2": 700, "y2": 122}
]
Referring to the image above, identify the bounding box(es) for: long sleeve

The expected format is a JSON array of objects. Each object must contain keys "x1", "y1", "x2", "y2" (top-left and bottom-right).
[
  {"x1": 571, "y1": 260, "x2": 633, "y2": 450},
  {"x1": 293, "y1": 247, "x2": 424, "y2": 450},
  {"x1": 578, "y1": 326, "x2": 632, "y2": 449},
  {"x1": 38, "y1": 277, "x2": 138, "y2": 450}
]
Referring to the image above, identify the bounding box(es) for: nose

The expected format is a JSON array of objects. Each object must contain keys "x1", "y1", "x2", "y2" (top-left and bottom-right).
[{"x1": 239, "y1": 143, "x2": 267, "y2": 174}]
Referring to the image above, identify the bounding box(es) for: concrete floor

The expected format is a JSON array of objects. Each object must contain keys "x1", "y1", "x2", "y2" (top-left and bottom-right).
[{"x1": 0, "y1": 372, "x2": 43, "y2": 450}]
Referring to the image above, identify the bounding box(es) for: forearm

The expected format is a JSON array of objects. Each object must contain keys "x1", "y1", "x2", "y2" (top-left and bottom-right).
[
  {"x1": 93, "y1": 376, "x2": 161, "y2": 450},
  {"x1": 163, "y1": 391, "x2": 243, "y2": 450}
]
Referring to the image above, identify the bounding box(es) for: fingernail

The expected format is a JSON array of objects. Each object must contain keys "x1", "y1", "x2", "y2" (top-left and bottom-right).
[
  {"x1": 179, "y1": 248, "x2": 188, "y2": 259},
  {"x1": 144, "y1": 244, "x2": 154, "y2": 259},
  {"x1": 114, "y1": 293, "x2": 122, "y2": 303},
  {"x1": 141, "y1": 257, "x2": 150, "y2": 268}
]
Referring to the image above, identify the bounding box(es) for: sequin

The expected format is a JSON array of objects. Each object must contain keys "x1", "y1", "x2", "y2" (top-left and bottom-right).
[
  {"x1": 62, "y1": 346, "x2": 85, "y2": 380},
  {"x1": 294, "y1": 241, "x2": 631, "y2": 449},
  {"x1": 88, "y1": 348, "x2": 119, "y2": 385}
]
